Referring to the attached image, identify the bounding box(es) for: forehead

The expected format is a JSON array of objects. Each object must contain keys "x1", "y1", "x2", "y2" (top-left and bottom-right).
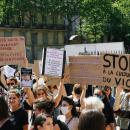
[
  {"x1": 8, "y1": 93, "x2": 17, "y2": 97},
  {"x1": 37, "y1": 89, "x2": 45, "y2": 93},
  {"x1": 7, "y1": 79, "x2": 16, "y2": 83},
  {"x1": 46, "y1": 117, "x2": 53, "y2": 122},
  {"x1": 105, "y1": 87, "x2": 111, "y2": 90}
]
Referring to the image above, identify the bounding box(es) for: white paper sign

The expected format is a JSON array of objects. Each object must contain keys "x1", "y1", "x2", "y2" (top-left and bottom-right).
[
  {"x1": 3, "y1": 65, "x2": 16, "y2": 78},
  {"x1": 44, "y1": 48, "x2": 64, "y2": 77}
]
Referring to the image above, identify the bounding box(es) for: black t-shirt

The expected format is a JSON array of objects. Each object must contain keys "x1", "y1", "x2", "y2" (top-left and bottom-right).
[
  {"x1": 56, "y1": 120, "x2": 69, "y2": 130},
  {"x1": 0, "y1": 119, "x2": 15, "y2": 130},
  {"x1": 23, "y1": 100, "x2": 33, "y2": 110},
  {"x1": 10, "y1": 107, "x2": 28, "y2": 130}
]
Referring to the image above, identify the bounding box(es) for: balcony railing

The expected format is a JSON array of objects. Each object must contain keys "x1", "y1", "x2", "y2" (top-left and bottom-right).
[{"x1": 0, "y1": 23, "x2": 67, "y2": 30}]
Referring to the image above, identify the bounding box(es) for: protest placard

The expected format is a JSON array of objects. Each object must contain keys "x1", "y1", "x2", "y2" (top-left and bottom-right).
[
  {"x1": 0, "y1": 37, "x2": 26, "y2": 65},
  {"x1": 69, "y1": 55, "x2": 102, "y2": 85},
  {"x1": 42, "y1": 48, "x2": 65, "y2": 78},
  {"x1": 21, "y1": 68, "x2": 33, "y2": 87},
  {"x1": 102, "y1": 53, "x2": 130, "y2": 88},
  {"x1": 0, "y1": 37, "x2": 26, "y2": 66},
  {"x1": 33, "y1": 60, "x2": 42, "y2": 78}
]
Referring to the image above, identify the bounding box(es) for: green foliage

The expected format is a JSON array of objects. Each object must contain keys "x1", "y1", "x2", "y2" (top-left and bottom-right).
[
  {"x1": 79, "y1": 0, "x2": 112, "y2": 42},
  {"x1": 0, "y1": 0, "x2": 82, "y2": 26},
  {"x1": 79, "y1": 0, "x2": 130, "y2": 44}
]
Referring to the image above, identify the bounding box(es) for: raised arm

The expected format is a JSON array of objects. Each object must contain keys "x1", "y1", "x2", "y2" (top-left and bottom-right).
[
  {"x1": 53, "y1": 79, "x2": 64, "y2": 107},
  {"x1": 80, "y1": 84, "x2": 87, "y2": 107}
]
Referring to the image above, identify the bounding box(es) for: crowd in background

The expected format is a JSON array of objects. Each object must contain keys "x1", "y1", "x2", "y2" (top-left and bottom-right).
[{"x1": 0, "y1": 63, "x2": 130, "y2": 130}]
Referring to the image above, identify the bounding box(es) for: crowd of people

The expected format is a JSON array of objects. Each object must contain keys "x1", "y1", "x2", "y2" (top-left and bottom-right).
[{"x1": 0, "y1": 64, "x2": 130, "y2": 130}]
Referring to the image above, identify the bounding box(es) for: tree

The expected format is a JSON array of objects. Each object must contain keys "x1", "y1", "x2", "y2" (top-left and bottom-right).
[
  {"x1": 0, "y1": 0, "x2": 83, "y2": 60},
  {"x1": 79, "y1": 0, "x2": 112, "y2": 43},
  {"x1": 79, "y1": 0, "x2": 130, "y2": 50}
]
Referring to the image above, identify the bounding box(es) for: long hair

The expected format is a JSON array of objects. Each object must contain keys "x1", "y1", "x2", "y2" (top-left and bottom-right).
[
  {"x1": 62, "y1": 96, "x2": 79, "y2": 117},
  {"x1": 0, "y1": 96, "x2": 9, "y2": 120}
]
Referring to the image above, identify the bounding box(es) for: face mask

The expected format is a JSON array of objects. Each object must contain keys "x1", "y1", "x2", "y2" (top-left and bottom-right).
[
  {"x1": 53, "y1": 89, "x2": 58, "y2": 97},
  {"x1": 60, "y1": 106, "x2": 69, "y2": 115}
]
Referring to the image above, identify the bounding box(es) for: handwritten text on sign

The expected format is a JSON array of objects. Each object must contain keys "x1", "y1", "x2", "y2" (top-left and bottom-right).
[
  {"x1": 0, "y1": 37, "x2": 26, "y2": 66},
  {"x1": 102, "y1": 54, "x2": 130, "y2": 88},
  {"x1": 44, "y1": 48, "x2": 64, "y2": 77},
  {"x1": 69, "y1": 56, "x2": 102, "y2": 85}
]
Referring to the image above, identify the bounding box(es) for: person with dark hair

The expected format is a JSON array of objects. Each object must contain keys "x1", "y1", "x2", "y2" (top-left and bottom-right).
[
  {"x1": 32, "y1": 99, "x2": 69, "y2": 130},
  {"x1": 94, "y1": 88, "x2": 115, "y2": 130},
  {"x1": 69, "y1": 84, "x2": 86, "y2": 112},
  {"x1": 104, "y1": 86, "x2": 115, "y2": 108},
  {"x1": 6, "y1": 77, "x2": 18, "y2": 89},
  {"x1": 33, "y1": 100, "x2": 55, "y2": 117},
  {"x1": 33, "y1": 114, "x2": 53, "y2": 130},
  {"x1": 58, "y1": 96, "x2": 79, "y2": 130},
  {"x1": 0, "y1": 96, "x2": 15, "y2": 130},
  {"x1": 78, "y1": 110, "x2": 105, "y2": 130}
]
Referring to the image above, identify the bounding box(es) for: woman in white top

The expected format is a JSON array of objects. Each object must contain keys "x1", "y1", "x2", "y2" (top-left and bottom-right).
[{"x1": 58, "y1": 96, "x2": 79, "y2": 130}]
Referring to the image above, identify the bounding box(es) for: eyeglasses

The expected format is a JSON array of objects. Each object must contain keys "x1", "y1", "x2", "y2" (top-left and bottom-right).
[{"x1": 7, "y1": 83, "x2": 15, "y2": 86}]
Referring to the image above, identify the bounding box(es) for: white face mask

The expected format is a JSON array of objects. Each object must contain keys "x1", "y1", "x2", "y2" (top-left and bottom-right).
[
  {"x1": 60, "y1": 106, "x2": 69, "y2": 115},
  {"x1": 53, "y1": 89, "x2": 58, "y2": 97}
]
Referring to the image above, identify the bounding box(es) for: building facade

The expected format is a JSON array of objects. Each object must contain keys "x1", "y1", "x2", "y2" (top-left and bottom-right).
[{"x1": 0, "y1": 14, "x2": 67, "y2": 62}]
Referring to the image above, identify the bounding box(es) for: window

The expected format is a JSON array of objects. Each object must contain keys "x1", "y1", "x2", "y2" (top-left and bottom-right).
[
  {"x1": 31, "y1": 33, "x2": 38, "y2": 45},
  {"x1": 4, "y1": 31, "x2": 12, "y2": 37},
  {"x1": 19, "y1": 32, "x2": 27, "y2": 45},
  {"x1": 43, "y1": 32, "x2": 48, "y2": 46},
  {"x1": 53, "y1": 31, "x2": 58, "y2": 45}
]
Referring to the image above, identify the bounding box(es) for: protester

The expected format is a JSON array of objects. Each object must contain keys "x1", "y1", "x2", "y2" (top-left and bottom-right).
[
  {"x1": 113, "y1": 85, "x2": 130, "y2": 130},
  {"x1": 82, "y1": 96, "x2": 104, "y2": 112},
  {"x1": 0, "y1": 96, "x2": 15, "y2": 130},
  {"x1": 48, "y1": 85, "x2": 59, "y2": 97},
  {"x1": 69, "y1": 84, "x2": 86, "y2": 112},
  {"x1": 104, "y1": 86, "x2": 115, "y2": 108},
  {"x1": 6, "y1": 77, "x2": 18, "y2": 89},
  {"x1": 34, "y1": 85, "x2": 50, "y2": 100},
  {"x1": 58, "y1": 96, "x2": 79, "y2": 130},
  {"x1": 32, "y1": 99, "x2": 69, "y2": 130},
  {"x1": 8, "y1": 89, "x2": 28, "y2": 130},
  {"x1": 94, "y1": 88, "x2": 115, "y2": 130},
  {"x1": 33, "y1": 114, "x2": 53, "y2": 130},
  {"x1": 78, "y1": 110, "x2": 106, "y2": 130}
]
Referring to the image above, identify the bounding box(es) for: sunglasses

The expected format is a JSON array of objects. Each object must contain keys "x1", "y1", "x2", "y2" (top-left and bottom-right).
[{"x1": 7, "y1": 83, "x2": 15, "y2": 86}]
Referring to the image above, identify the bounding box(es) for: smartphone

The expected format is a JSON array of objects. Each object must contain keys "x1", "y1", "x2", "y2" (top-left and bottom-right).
[{"x1": 21, "y1": 68, "x2": 33, "y2": 87}]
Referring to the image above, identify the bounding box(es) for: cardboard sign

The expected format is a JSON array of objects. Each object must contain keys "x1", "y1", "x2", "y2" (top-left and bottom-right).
[
  {"x1": 33, "y1": 60, "x2": 42, "y2": 78},
  {"x1": 44, "y1": 76, "x2": 61, "y2": 86},
  {"x1": 69, "y1": 56, "x2": 102, "y2": 85},
  {"x1": 42, "y1": 48, "x2": 65, "y2": 77},
  {"x1": 102, "y1": 53, "x2": 130, "y2": 88},
  {"x1": 0, "y1": 37, "x2": 26, "y2": 66}
]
